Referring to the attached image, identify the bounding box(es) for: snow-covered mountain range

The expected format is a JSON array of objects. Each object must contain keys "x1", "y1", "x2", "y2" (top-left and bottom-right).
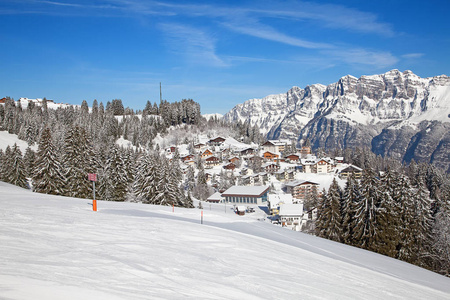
[{"x1": 224, "y1": 70, "x2": 450, "y2": 171}]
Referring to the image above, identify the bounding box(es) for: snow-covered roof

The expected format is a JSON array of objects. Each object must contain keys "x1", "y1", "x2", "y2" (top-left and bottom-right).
[
  {"x1": 284, "y1": 180, "x2": 319, "y2": 188},
  {"x1": 262, "y1": 162, "x2": 278, "y2": 168},
  {"x1": 222, "y1": 185, "x2": 269, "y2": 197},
  {"x1": 263, "y1": 139, "x2": 290, "y2": 146},
  {"x1": 279, "y1": 203, "x2": 304, "y2": 216},
  {"x1": 207, "y1": 192, "x2": 223, "y2": 201},
  {"x1": 268, "y1": 194, "x2": 293, "y2": 208},
  {"x1": 341, "y1": 164, "x2": 363, "y2": 172}
]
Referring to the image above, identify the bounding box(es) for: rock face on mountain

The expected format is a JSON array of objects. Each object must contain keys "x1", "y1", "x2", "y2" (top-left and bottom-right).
[{"x1": 224, "y1": 70, "x2": 450, "y2": 171}]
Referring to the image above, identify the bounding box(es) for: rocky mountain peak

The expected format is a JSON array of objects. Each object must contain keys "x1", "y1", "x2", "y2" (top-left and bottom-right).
[{"x1": 224, "y1": 70, "x2": 450, "y2": 171}]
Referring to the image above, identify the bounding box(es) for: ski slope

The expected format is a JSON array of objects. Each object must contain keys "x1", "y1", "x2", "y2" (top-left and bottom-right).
[{"x1": 1, "y1": 182, "x2": 449, "y2": 299}]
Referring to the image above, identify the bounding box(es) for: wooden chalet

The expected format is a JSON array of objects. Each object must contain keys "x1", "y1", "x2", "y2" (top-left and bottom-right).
[
  {"x1": 339, "y1": 165, "x2": 363, "y2": 179},
  {"x1": 194, "y1": 143, "x2": 206, "y2": 150},
  {"x1": 223, "y1": 162, "x2": 236, "y2": 170},
  {"x1": 205, "y1": 156, "x2": 220, "y2": 167},
  {"x1": 238, "y1": 148, "x2": 256, "y2": 156},
  {"x1": 285, "y1": 154, "x2": 300, "y2": 163},
  {"x1": 181, "y1": 154, "x2": 195, "y2": 162},
  {"x1": 263, "y1": 151, "x2": 279, "y2": 161},
  {"x1": 208, "y1": 137, "x2": 226, "y2": 146},
  {"x1": 229, "y1": 156, "x2": 240, "y2": 164},
  {"x1": 201, "y1": 149, "x2": 214, "y2": 159},
  {"x1": 263, "y1": 162, "x2": 280, "y2": 174}
]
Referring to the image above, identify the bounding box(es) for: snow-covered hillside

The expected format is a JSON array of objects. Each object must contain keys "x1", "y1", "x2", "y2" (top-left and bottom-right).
[
  {"x1": 1, "y1": 182, "x2": 449, "y2": 299},
  {"x1": 0, "y1": 131, "x2": 37, "y2": 152}
]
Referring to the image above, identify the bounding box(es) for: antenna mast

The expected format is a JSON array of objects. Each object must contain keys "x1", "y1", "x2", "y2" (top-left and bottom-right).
[{"x1": 160, "y1": 82, "x2": 162, "y2": 102}]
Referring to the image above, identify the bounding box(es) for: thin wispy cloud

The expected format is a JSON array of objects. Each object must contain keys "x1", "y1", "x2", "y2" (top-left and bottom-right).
[
  {"x1": 402, "y1": 53, "x2": 425, "y2": 59},
  {"x1": 255, "y1": 2, "x2": 395, "y2": 37},
  {"x1": 158, "y1": 23, "x2": 228, "y2": 67},
  {"x1": 221, "y1": 19, "x2": 333, "y2": 49},
  {"x1": 323, "y1": 49, "x2": 399, "y2": 68}
]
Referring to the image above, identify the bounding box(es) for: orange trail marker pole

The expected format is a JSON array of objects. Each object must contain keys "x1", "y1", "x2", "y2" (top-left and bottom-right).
[{"x1": 92, "y1": 180, "x2": 97, "y2": 211}]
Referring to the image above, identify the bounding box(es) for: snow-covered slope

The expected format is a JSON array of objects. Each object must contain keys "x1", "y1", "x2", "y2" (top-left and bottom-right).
[
  {"x1": 0, "y1": 131, "x2": 37, "y2": 152},
  {"x1": 1, "y1": 182, "x2": 449, "y2": 299}
]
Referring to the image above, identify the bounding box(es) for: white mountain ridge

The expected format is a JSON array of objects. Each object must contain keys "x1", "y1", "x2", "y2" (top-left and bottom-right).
[{"x1": 224, "y1": 69, "x2": 450, "y2": 139}]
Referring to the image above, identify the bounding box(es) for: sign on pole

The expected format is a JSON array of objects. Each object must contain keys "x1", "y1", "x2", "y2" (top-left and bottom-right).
[
  {"x1": 88, "y1": 173, "x2": 97, "y2": 211},
  {"x1": 88, "y1": 173, "x2": 97, "y2": 182}
]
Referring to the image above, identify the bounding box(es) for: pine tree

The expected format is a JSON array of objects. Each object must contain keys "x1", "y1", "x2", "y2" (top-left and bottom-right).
[
  {"x1": 32, "y1": 128, "x2": 66, "y2": 195},
  {"x1": 431, "y1": 198, "x2": 450, "y2": 276},
  {"x1": 409, "y1": 181, "x2": 433, "y2": 267},
  {"x1": 194, "y1": 160, "x2": 209, "y2": 200},
  {"x1": 395, "y1": 173, "x2": 416, "y2": 262},
  {"x1": 0, "y1": 149, "x2": 4, "y2": 180},
  {"x1": 185, "y1": 165, "x2": 195, "y2": 192},
  {"x1": 318, "y1": 178, "x2": 342, "y2": 242},
  {"x1": 352, "y1": 168, "x2": 381, "y2": 250},
  {"x1": 153, "y1": 156, "x2": 184, "y2": 206},
  {"x1": 99, "y1": 145, "x2": 128, "y2": 201},
  {"x1": 1, "y1": 146, "x2": 12, "y2": 183},
  {"x1": 341, "y1": 175, "x2": 360, "y2": 245},
  {"x1": 374, "y1": 168, "x2": 401, "y2": 257},
  {"x1": 184, "y1": 193, "x2": 195, "y2": 208},
  {"x1": 63, "y1": 126, "x2": 94, "y2": 199},
  {"x1": 9, "y1": 144, "x2": 28, "y2": 188},
  {"x1": 315, "y1": 188, "x2": 328, "y2": 237},
  {"x1": 133, "y1": 152, "x2": 159, "y2": 204}
]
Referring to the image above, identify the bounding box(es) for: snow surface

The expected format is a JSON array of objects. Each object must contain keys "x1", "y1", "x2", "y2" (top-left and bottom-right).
[
  {"x1": 0, "y1": 131, "x2": 37, "y2": 152},
  {"x1": 1, "y1": 182, "x2": 450, "y2": 300},
  {"x1": 203, "y1": 113, "x2": 223, "y2": 120}
]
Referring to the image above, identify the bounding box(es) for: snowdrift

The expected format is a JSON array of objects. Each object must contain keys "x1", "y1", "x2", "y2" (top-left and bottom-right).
[{"x1": 1, "y1": 182, "x2": 449, "y2": 299}]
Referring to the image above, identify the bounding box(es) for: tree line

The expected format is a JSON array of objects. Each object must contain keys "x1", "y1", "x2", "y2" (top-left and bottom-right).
[{"x1": 316, "y1": 164, "x2": 450, "y2": 277}]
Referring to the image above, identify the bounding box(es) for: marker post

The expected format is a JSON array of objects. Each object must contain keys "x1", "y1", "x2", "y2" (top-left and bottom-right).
[{"x1": 88, "y1": 173, "x2": 97, "y2": 211}]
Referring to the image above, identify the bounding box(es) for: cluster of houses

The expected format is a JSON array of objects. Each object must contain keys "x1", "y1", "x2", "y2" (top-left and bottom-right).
[
  {"x1": 166, "y1": 137, "x2": 364, "y2": 232},
  {"x1": 0, "y1": 97, "x2": 68, "y2": 108},
  {"x1": 168, "y1": 137, "x2": 362, "y2": 186}
]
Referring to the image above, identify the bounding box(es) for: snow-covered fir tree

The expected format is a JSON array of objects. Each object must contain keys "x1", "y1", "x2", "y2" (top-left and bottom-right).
[
  {"x1": 341, "y1": 175, "x2": 361, "y2": 245},
  {"x1": 98, "y1": 145, "x2": 128, "y2": 201},
  {"x1": 133, "y1": 152, "x2": 159, "y2": 204},
  {"x1": 63, "y1": 125, "x2": 94, "y2": 199},
  {"x1": 352, "y1": 168, "x2": 381, "y2": 251},
  {"x1": 32, "y1": 128, "x2": 66, "y2": 195},
  {"x1": 316, "y1": 178, "x2": 342, "y2": 242},
  {"x1": 9, "y1": 144, "x2": 28, "y2": 189}
]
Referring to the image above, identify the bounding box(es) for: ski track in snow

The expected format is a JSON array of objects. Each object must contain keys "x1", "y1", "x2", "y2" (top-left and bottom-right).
[{"x1": 1, "y1": 182, "x2": 450, "y2": 299}]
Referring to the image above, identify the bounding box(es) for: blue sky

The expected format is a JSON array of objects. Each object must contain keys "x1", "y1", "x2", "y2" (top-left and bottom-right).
[{"x1": 1, "y1": 0, "x2": 449, "y2": 114}]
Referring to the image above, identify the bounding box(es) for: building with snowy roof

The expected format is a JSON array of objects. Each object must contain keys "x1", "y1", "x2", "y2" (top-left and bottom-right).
[
  {"x1": 339, "y1": 165, "x2": 363, "y2": 179},
  {"x1": 279, "y1": 203, "x2": 304, "y2": 231},
  {"x1": 206, "y1": 192, "x2": 223, "y2": 203},
  {"x1": 284, "y1": 180, "x2": 319, "y2": 201},
  {"x1": 261, "y1": 139, "x2": 290, "y2": 154},
  {"x1": 222, "y1": 185, "x2": 269, "y2": 205},
  {"x1": 268, "y1": 194, "x2": 293, "y2": 215}
]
